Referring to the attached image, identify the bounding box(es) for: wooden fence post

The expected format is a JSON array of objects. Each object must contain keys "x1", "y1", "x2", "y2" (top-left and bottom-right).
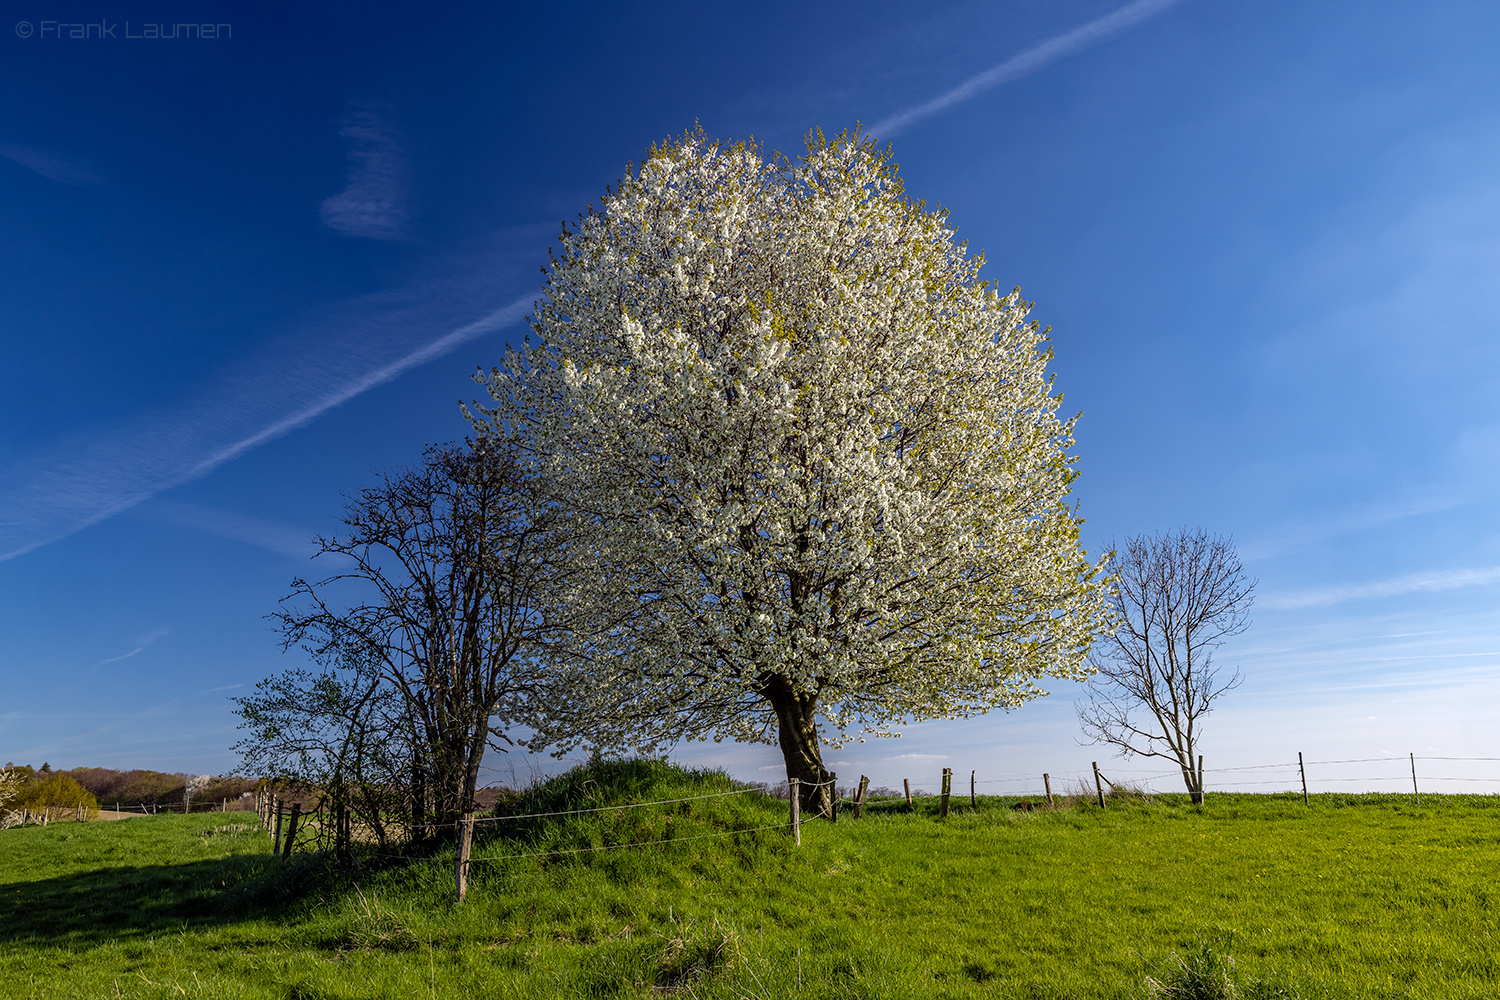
[
  {"x1": 853, "y1": 775, "x2": 870, "y2": 819},
  {"x1": 282, "y1": 803, "x2": 301, "y2": 860},
  {"x1": 1198, "y1": 755, "x2": 1205, "y2": 806},
  {"x1": 940, "y1": 768, "x2": 952, "y2": 818},
  {"x1": 829, "y1": 772, "x2": 838, "y2": 823},
  {"x1": 412, "y1": 765, "x2": 426, "y2": 839},
  {"x1": 1411, "y1": 753, "x2": 1420, "y2": 807},
  {"x1": 904, "y1": 778, "x2": 913, "y2": 809},
  {"x1": 971, "y1": 769, "x2": 977, "y2": 808},
  {"x1": 456, "y1": 813, "x2": 474, "y2": 903},
  {"x1": 334, "y1": 793, "x2": 348, "y2": 863},
  {"x1": 1299, "y1": 752, "x2": 1308, "y2": 805},
  {"x1": 272, "y1": 800, "x2": 284, "y2": 853},
  {"x1": 1043, "y1": 773, "x2": 1054, "y2": 809},
  {"x1": 789, "y1": 778, "x2": 801, "y2": 845},
  {"x1": 1093, "y1": 762, "x2": 1106, "y2": 810}
]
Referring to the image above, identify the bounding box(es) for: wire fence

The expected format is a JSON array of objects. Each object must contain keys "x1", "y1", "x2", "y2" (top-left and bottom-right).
[{"x1": 842, "y1": 753, "x2": 1500, "y2": 800}]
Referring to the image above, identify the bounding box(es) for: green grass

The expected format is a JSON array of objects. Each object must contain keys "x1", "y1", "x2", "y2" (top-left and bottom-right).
[{"x1": 1, "y1": 760, "x2": 1497, "y2": 998}]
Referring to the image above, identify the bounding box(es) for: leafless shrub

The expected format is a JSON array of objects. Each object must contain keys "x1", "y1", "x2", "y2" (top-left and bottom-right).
[{"x1": 1079, "y1": 529, "x2": 1253, "y2": 804}]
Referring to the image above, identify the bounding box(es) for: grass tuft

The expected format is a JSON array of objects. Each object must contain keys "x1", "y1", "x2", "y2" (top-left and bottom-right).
[{"x1": 1145, "y1": 936, "x2": 1304, "y2": 1000}]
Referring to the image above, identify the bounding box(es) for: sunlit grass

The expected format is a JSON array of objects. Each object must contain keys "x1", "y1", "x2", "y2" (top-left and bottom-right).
[{"x1": 1, "y1": 761, "x2": 1497, "y2": 998}]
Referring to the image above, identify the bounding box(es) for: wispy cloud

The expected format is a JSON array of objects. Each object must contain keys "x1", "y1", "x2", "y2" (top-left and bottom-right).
[
  {"x1": 1261, "y1": 566, "x2": 1500, "y2": 610},
  {"x1": 0, "y1": 143, "x2": 104, "y2": 186},
  {"x1": 98, "y1": 628, "x2": 170, "y2": 666},
  {"x1": 867, "y1": 0, "x2": 1188, "y2": 138},
  {"x1": 320, "y1": 105, "x2": 408, "y2": 239},
  {"x1": 0, "y1": 279, "x2": 535, "y2": 563},
  {"x1": 136, "y1": 500, "x2": 317, "y2": 560},
  {"x1": 1239, "y1": 494, "x2": 1465, "y2": 562}
]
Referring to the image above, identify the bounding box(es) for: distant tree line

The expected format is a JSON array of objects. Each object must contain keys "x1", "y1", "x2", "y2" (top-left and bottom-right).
[
  {"x1": 63, "y1": 766, "x2": 257, "y2": 809},
  {"x1": 0, "y1": 763, "x2": 258, "y2": 826}
]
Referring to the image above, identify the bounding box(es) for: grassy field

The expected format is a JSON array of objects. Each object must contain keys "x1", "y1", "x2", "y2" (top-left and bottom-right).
[{"x1": 1, "y1": 759, "x2": 1497, "y2": 998}]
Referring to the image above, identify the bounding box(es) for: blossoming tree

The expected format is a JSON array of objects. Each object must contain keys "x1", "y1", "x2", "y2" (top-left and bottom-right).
[{"x1": 474, "y1": 130, "x2": 1110, "y2": 817}]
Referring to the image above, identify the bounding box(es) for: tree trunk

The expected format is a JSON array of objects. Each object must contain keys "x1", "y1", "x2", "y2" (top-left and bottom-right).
[
  {"x1": 1179, "y1": 754, "x2": 1203, "y2": 805},
  {"x1": 763, "y1": 674, "x2": 834, "y2": 819}
]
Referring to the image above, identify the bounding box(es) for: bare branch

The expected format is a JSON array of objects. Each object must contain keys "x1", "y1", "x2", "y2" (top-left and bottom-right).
[{"x1": 1078, "y1": 528, "x2": 1254, "y2": 802}]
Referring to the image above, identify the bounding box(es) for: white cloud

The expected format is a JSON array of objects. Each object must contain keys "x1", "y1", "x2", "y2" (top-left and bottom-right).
[
  {"x1": 1261, "y1": 565, "x2": 1500, "y2": 610},
  {"x1": 0, "y1": 143, "x2": 104, "y2": 186},
  {"x1": 136, "y1": 500, "x2": 317, "y2": 560},
  {"x1": 319, "y1": 105, "x2": 408, "y2": 240},
  {"x1": 1239, "y1": 494, "x2": 1465, "y2": 562},
  {"x1": 868, "y1": 0, "x2": 1188, "y2": 138}
]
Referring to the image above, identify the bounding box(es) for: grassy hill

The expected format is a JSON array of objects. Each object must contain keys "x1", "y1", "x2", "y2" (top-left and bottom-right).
[{"x1": 1, "y1": 759, "x2": 1497, "y2": 998}]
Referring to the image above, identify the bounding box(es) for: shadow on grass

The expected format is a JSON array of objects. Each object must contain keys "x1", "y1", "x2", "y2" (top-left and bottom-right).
[{"x1": 0, "y1": 853, "x2": 314, "y2": 947}]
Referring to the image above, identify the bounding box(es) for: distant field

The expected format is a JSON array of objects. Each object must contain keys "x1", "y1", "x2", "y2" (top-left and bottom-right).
[{"x1": 1, "y1": 762, "x2": 1497, "y2": 998}]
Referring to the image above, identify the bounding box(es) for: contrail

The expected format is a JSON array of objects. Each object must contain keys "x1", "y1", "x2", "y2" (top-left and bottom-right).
[
  {"x1": 0, "y1": 292, "x2": 534, "y2": 563},
  {"x1": 867, "y1": 0, "x2": 1189, "y2": 138},
  {"x1": 182, "y1": 296, "x2": 530, "y2": 480}
]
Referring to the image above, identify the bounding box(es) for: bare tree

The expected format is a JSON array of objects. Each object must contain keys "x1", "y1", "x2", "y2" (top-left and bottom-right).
[
  {"x1": 1078, "y1": 529, "x2": 1254, "y2": 803},
  {"x1": 260, "y1": 439, "x2": 562, "y2": 834}
]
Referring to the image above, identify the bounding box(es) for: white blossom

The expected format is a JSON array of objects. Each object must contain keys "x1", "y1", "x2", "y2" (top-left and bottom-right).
[{"x1": 473, "y1": 129, "x2": 1110, "y2": 773}]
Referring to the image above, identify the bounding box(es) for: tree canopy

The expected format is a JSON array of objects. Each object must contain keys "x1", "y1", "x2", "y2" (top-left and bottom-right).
[{"x1": 474, "y1": 129, "x2": 1110, "y2": 815}]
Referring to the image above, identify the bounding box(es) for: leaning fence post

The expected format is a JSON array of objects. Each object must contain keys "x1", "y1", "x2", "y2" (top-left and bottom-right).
[
  {"x1": 1198, "y1": 755, "x2": 1205, "y2": 806},
  {"x1": 1299, "y1": 752, "x2": 1309, "y2": 805},
  {"x1": 789, "y1": 779, "x2": 801, "y2": 845},
  {"x1": 281, "y1": 803, "x2": 301, "y2": 860},
  {"x1": 456, "y1": 813, "x2": 474, "y2": 903},
  {"x1": 904, "y1": 778, "x2": 913, "y2": 809},
  {"x1": 1093, "y1": 762, "x2": 1106, "y2": 810},
  {"x1": 1043, "y1": 773, "x2": 1054, "y2": 808},
  {"x1": 971, "y1": 769, "x2": 977, "y2": 808},
  {"x1": 1411, "y1": 753, "x2": 1420, "y2": 807},
  {"x1": 829, "y1": 772, "x2": 838, "y2": 823},
  {"x1": 940, "y1": 768, "x2": 952, "y2": 818},
  {"x1": 854, "y1": 775, "x2": 870, "y2": 819},
  {"x1": 273, "y1": 800, "x2": 285, "y2": 853}
]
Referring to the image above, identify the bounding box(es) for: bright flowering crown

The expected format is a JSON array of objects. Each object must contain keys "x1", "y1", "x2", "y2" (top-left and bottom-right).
[{"x1": 475, "y1": 128, "x2": 1110, "y2": 753}]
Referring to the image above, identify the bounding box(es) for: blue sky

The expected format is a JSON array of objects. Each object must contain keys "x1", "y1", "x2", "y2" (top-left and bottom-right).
[{"x1": 3, "y1": 0, "x2": 1498, "y2": 796}]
